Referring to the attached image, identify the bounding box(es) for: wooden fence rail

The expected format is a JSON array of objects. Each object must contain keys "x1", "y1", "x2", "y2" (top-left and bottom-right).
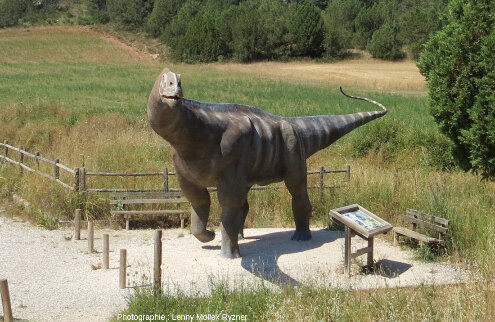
[
  {"x1": 81, "y1": 165, "x2": 350, "y2": 193},
  {"x1": 0, "y1": 140, "x2": 78, "y2": 191},
  {"x1": 1, "y1": 140, "x2": 351, "y2": 195}
]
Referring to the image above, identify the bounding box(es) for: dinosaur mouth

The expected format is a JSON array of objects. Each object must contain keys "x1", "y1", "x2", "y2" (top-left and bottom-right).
[{"x1": 161, "y1": 95, "x2": 181, "y2": 100}]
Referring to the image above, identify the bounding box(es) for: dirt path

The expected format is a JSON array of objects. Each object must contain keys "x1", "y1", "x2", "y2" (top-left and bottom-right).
[{"x1": 0, "y1": 213, "x2": 469, "y2": 322}]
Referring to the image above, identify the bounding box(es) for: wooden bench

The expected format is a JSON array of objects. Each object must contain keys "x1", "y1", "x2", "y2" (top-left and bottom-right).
[
  {"x1": 393, "y1": 209, "x2": 449, "y2": 246},
  {"x1": 110, "y1": 191, "x2": 190, "y2": 230}
]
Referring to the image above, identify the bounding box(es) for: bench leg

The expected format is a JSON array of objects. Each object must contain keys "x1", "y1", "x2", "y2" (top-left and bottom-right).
[
  {"x1": 393, "y1": 232, "x2": 398, "y2": 246},
  {"x1": 125, "y1": 215, "x2": 130, "y2": 230}
]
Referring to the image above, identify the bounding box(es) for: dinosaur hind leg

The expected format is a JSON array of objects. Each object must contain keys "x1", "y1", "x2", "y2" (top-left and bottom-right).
[
  {"x1": 284, "y1": 170, "x2": 312, "y2": 241},
  {"x1": 217, "y1": 176, "x2": 249, "y2": 258},
  {"x1": 238, "y1": 200, "x2": 249, "y2": 240},
  {"x1": 280, "y1": 120, "x2": 312, "y2": 241},
  {"x1": 177, "y1": 173, "x2": 215, "y2": 243}
]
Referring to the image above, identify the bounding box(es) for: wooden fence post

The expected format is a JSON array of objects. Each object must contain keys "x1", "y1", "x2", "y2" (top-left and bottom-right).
[
  {"x1": 74, "y1": 209, "x2": 81, "y2": 240},
  {"x1": 88, "y1": 220, "x2": 94, "y2": 253},
  {"x1": 345, "y1": 164, "x2": 351, "y2": 182},
  {"x1": 54, "y1": 158, "x2": 60, "y2": 180},
  {"x1": 19, "y1": 146, "x2": 24, "y2": 174},
  {"x1": 0, "y1": 279, "x2": 13, "y2": 322},
  {"x1": 163, "y1": 168, "x2": 169, "y2": 192},
  {"x1": 153, "y1": 229, "x2": 162, "y2": 294},
  {"x1": 35, "y1": 152, "x2": 40, "y2": 169},
  {"x1": 319, "y1": 166, "x2": 324, "y2": 202},
  {"x1": 79, "y1": 167, "x2": 86, "y2": 193},
  {"x1": 3, "y1": 140, "x2": 8, "y2": 161},
  {"x1": 103, "y1": 234, "x2": 109, "y2": 269},
  {"x1": 319, "y1": 166, "x2": 325, "y2": 190},
  {"x1": 119, "y1": 249, "x2": 127, "y2": 289},
  {"x1": 74, "y1": 168, "x2": 80, "y2": 192}
]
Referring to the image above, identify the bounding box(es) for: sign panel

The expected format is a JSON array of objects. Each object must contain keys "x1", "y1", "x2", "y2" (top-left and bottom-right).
[{"x1": 330, "y1": 204, "x2": 393, "y2": 238}]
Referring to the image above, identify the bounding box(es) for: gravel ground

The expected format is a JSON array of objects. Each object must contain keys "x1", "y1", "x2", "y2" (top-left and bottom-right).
[{"x1": 0, "y1": 213, "x2": 470, "y2": 322}]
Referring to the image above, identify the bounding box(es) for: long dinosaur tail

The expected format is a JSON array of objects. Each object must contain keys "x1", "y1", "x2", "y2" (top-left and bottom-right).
[{"x1": 289, "y1": 87, "x2": 387, "y2": 158}]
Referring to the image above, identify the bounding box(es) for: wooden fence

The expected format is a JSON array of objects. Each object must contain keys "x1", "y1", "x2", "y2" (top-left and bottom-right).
[
  {"x1": 1, "y1": 140, "x2": 351, "y2": 194},
  {"x1": 0, "y1": 140, "x2": 79, "y2": 191}
]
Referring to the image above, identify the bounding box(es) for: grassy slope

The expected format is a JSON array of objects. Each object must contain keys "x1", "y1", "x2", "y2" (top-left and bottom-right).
[{"x1": 0, "y1": 26, "x2": 494, "y2": 320}]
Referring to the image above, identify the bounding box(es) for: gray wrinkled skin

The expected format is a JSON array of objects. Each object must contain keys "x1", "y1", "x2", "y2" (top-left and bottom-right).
[{"x1": 148, "y1": 68, "x2": 387, "y2": 258}]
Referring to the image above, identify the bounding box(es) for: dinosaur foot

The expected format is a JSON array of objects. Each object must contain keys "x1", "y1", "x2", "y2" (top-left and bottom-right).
[
  {"x1": 221, "y1": 247, "x2": 241, "y2": 259},
  {"x1": 291, "y1": 229, "x2": 312, "y2": 241},
  {"x1": 193, "y1": 229, "x2": 216, "y2": 243}
]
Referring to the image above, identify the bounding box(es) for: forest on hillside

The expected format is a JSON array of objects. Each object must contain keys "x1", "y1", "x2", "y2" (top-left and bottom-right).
[{"x1": 0, "y1": 0, "x2": 449, "y2": 63}]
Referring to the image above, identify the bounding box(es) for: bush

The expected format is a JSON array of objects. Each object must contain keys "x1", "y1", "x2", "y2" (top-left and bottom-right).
[
  {"x1": 367, "y1": 23, "x2": 404, "y2": 60},
  {"x1": 419, "y1": 0, "x2": 495, "y2": 178},
  {"x1": 351, "y1": 118, "x2": 404, "y2": 160}
]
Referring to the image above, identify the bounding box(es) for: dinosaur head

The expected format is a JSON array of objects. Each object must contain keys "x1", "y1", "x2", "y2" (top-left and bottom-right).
[{"x1": 159, "y1": 71, "x2": 183, "y2": 102}]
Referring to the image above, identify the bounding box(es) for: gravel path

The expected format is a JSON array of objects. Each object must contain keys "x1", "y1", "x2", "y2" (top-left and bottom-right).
[{"x1": 0, "y1": 214, "x2": 470, "y2": 321}]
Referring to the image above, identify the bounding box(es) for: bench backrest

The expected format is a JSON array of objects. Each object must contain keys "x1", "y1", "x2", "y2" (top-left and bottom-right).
[
  {"x1": 405, "y1": 209, "x2": 449, "y2": 235},
  {"x1": 110, "y1": 191, "x2": 183, "y2": 199}
]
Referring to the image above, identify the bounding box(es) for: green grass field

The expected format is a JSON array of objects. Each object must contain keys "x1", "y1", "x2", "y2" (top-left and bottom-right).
[{"x1": 1, "y1": 26, "x2": 494, "y2": 321}]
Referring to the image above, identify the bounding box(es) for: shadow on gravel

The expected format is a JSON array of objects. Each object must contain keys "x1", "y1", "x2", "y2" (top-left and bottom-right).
[{"x1": 239, "y1": 229, "x2": 341, "y2": 287}]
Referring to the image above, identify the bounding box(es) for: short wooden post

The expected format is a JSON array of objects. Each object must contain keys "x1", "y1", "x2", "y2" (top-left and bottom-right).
[
  {"x1": 87, "y1": 220, "x2": 94, "y2": 253},
  {"x1": 345, "y1": 164, "x2": 351, "y2": 182},
  {"x1": 119, "y1": 249, "x2": 127, "y2": 289},
  {"x1": 367, "y1": 237, "x2": 374, "y2": 267},
  {"x1": 74, "y1": 209, "x2": 81, "y2": 240},
  {"x1": 153, "y1": 229, "x2": 162, "y2": 293},
  {"x1": 35, "y1": 152, "x2": 40, "y2": 169},
  {"x1": 103, "y1": 234, "x2": 109, "y2": 269},
  {"x1": 19, "y1": 146, "x2": 24, "y2": 174},
  {"x1": 0, "y1": 279, "x2": 13, "y2": 322},
  {"x1": 54, "y1": 158, "x2": 60, "y2": 180},
  {"x1": 74, "y1": 168, "x2": 80, "y2": 192},
  {"x1": 180, "y1": 214, "x2": 185, "y2": 231},
  {"x1": 125, "y1": 215, "x2": 130, "y2": 231},
  {"x1": 344, "y1": 226, "x2": 352, "y2": 276},
  {"x1": 163, "y1": 167, "x2": 169, "y2": 192}
]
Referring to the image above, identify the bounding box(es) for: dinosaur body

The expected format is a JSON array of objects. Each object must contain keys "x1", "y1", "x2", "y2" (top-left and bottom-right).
[{"x1": 148, "y1": 68, "x2": 387, "y2": 258}]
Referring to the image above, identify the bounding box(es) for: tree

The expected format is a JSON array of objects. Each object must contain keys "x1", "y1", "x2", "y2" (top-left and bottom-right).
[
  {"x1": 367, "y1": 22, "x2": 404, "y2": 60},
  {"x1": 322, "y1": 0, "x2": 363, "y2": 58},
  {"x1": 0, "y1": 0, "x2": 27, "y2": 28},
  {"x1": 397, "y1": 0, "x2": 447, "y2": 60},
  {"x1": 418, "y1": 0, "x2": 495, "y2": 178},
  {"x1": 146, "y1": 0, "x2": 183, "y2": 37},
  {"x1": 107, "y1": 0, "x2": 145, "y2": 28},
  {"x1": 285, "y1": 0, "x2": 323, "y2": 57}
]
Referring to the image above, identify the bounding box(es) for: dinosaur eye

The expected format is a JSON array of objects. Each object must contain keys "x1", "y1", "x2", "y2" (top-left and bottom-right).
[{"x1": 169, "y1": 82, "x2": 173, "y2": 85}]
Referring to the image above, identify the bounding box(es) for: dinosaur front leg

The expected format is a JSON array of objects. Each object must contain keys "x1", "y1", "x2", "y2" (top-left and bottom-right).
[{"x1": 177, "y1": 173, "x2": 215, "y2": 243}]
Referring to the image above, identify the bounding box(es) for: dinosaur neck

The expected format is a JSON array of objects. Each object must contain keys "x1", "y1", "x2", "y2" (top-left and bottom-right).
[{"x1": 147, "y1": 90, "x2": 189, "y2": 148}]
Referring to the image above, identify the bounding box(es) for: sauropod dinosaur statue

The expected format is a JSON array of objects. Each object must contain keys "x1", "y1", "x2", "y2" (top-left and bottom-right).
[{"x1": 148, "y1": 68, "x2": 387, "y2": 258}]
